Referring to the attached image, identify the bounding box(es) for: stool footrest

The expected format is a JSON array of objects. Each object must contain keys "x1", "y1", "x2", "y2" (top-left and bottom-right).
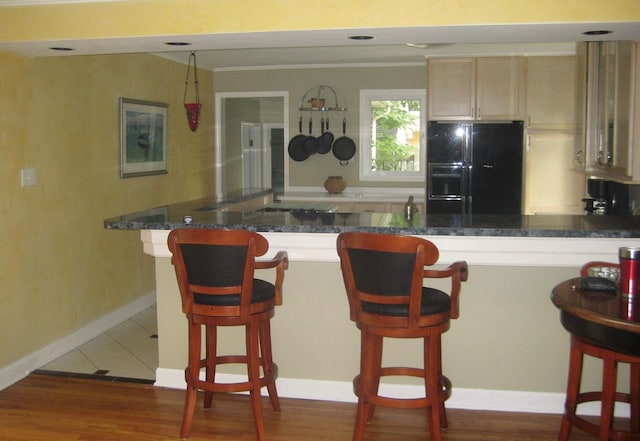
[
  {"x1": 353, "y1": 369, "x2": 451, "y2": 410},
  {"x1": 565, "y1": 391, "x2": 638, "y2": 440},
  {"x1": 185, "y1": 358, "x2": 278, "y2": 394},
  {"x1": 558, "y1": 333, "x2": 640, "y2": 441}
]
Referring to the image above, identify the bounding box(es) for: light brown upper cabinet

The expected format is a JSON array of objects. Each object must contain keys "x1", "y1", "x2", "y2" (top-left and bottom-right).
[
  {"x1": 575, "y1": 41, "x2": 638, "y2": 181},
  {"x1": 427, "y1": 56, "x2": 525, "y2": 121},
  {"x1": 525, "y1": 56, "x2": 576, "y2": 131}
]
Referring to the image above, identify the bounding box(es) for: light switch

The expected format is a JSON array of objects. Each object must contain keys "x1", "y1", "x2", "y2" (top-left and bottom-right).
[{"x1": 20, "y1": 168, "x2": 37, "y2": 187}]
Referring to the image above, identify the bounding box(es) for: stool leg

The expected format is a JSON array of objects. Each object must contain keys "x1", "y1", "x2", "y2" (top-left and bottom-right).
[
  {"x1": 437, "y1": 342, "x2": 448, "y2": 429},
  {"x1": 353, "y1": 329, "x2": 379, "y2": 441},
  {"x1": 558, "y1": 337, "x2": 584, "y2": 441},
  {"x1": 599, "y1": 351, "x2": 617, "y2": 441},
  {"x1": 181, "y1": 320, "x2": 201, "y2": 439},
  {"x1": 631, "y1": 363, "x2": 640, "y2": 433},
  {"x1": 204, "y1": 324, "x2": 217, "y2": 408},
  {"x1": 424, "y1": 334, "x2": 443, "y2": 441},
  {"x1": 259, "y1": 319, "x2": 280, "y2": 411},
  {"x1": 366, "y1": 334, "x2": 383, "y2": 422},
  {"x1": 246, "y1": 322, "x2": 267, "y2": 441}
]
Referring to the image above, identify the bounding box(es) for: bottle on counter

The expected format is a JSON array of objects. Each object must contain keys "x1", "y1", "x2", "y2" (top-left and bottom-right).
[{"x1": 404, "y1": 195, "x2": 419, "y2": 221}]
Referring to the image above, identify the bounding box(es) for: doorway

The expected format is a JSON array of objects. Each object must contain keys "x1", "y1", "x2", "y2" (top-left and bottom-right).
[{"x1": 215, "y1": 92, "x2": 288, "y2": 198}]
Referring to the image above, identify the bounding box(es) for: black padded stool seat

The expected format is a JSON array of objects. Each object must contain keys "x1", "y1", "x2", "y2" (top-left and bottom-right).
[
  {"x1": 167, "y1": 228, "x2": 288, "y2": 441},
  {"x1": 337, "y1": 232, "x2": 468, "y2": 441},
  {"x1": 561, "y1": 311, "x2": 640, "y2": 357},
  {"x1": 363, "y1": 287, "x2": 451, "y2": 317}
]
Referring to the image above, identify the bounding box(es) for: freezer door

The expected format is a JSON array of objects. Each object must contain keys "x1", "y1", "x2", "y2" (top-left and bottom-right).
[
  {"x1": 426, "y1": 122, "x2": 467, "y2": 163},
  {"x1": 469, "y1": 122, "x2": 523, "y2": 214},
  {"x1": 426, "y1": 122, "x2": 468, "y2": 214}
]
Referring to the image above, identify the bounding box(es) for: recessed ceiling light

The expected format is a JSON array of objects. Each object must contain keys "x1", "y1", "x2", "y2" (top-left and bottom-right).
[
  {"x1": 49, "y1": 47, "x2": 74, "y2": 51},
  {"x1": 164, "y1": 41, "x2": 192, "y2": 46},
  {"x1": 582, "y1": 30, "x2": 613, "y2": 36},
  {"x1": 348, "y1": 35, "x2": 374, "y2": 41}
]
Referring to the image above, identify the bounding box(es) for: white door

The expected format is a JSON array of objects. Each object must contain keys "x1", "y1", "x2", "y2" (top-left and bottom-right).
[{"x1": 241, "y1": 122, "x2": 263, "y2": 189}]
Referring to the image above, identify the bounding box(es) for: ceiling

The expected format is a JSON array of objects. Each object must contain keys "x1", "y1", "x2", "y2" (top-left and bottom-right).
[
  {"x1": 154, "y1": 22, "x2": 640, "y2": 70},
  {"x1": 0, "y1": 3, "x2": 639, "y2": 71}
]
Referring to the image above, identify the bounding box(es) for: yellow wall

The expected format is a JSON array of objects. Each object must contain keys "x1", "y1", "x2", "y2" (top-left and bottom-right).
[
  {"x1": 0, "y1": 0, "x2": 638, "y2": 42},
  {"x1": 0, "y1": 51, "x2": 214, "y2": 368}
]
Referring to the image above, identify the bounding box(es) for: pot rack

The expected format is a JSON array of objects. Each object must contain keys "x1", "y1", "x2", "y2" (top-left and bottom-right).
[{"x1": 299, "y1": 85, "x2": 346, "y2": 112}]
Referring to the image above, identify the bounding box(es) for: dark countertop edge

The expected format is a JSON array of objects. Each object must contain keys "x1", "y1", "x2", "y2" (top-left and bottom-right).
[
  {"x1": 104, "y1": 189, "x2": 271, "y2": 220},
  {"x1": 103, "y1": 221, "x2": 640, "y2": 238},
  {"x1": 103, "y1": 192, "x2": 640, "y2": 239}
]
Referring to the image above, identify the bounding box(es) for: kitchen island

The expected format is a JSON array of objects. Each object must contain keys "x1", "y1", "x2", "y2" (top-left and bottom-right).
[{"x1": 105, "y1": 192, "x2": 640, "y2": 416}]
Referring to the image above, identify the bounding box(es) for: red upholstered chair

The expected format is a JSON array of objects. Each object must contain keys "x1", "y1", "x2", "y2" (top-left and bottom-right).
[
  {"x1": 558, "y1": 260, "x2": 640, "y2": 441},
  {"x1": 336, "y1": 232, "x2": 468, "y2": 441},
  {"x1": 167, "y1": 228, "x2": 288, "y2": 440}
]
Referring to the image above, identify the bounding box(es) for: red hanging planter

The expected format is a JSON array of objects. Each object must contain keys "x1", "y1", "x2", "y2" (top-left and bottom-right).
[{"x1": 183, "y1": 51, "x2": 200, "y2": 132}]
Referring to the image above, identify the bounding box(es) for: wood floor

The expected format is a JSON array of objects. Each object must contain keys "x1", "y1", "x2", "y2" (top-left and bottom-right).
[{"x1": 0, "y1": 373, "x2": 600, "y2": 441}]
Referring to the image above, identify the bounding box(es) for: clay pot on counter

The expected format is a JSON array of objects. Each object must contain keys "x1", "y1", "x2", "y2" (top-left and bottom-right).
[{"x1": 324, "y1": 176, "x2": 347, "y2": 194}]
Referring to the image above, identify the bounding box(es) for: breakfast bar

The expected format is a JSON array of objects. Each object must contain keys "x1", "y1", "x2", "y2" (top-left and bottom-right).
[{"x1": 105, "y1": 191, "x2": 640, "y2": 415}]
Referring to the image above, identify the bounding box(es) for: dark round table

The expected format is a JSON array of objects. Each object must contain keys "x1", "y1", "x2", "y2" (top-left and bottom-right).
[{"x1": 551, "y1": 278, "x2": 640, "y2": 441}]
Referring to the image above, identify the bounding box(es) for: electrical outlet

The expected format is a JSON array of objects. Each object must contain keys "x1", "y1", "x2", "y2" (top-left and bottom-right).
[{"x1": 20, "y1": 168, "x2": 37, "y2": 187}]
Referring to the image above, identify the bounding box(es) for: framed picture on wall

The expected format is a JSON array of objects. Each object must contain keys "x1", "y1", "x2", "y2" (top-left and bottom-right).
[{"x1": 119, "y1": 98, "x2": 168, "y2": 178}]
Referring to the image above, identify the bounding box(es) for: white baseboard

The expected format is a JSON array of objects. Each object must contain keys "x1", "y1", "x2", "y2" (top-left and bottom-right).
[
  {"x1": 155, "y1": 368, "x2": 627, "y2": 417},
  {"x1": 0, "y1": 291, "x2": 156, "y2": 391}
]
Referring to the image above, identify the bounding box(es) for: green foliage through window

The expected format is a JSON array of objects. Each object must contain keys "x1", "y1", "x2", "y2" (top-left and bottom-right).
[{"x1": 369, "y1": 100, "x2": 420, "y2": 172}]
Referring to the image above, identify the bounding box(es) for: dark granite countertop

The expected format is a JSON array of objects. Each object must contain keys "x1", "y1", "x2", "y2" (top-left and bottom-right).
[{"x1": 104, "y1": 191, "x2": 640, "y2": 238}]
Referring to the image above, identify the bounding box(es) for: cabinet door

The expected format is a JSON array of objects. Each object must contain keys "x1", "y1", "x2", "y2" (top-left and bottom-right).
[
  {"x1": 333, "y1": 203, "x2": 355, "y2": 212},
  {"x1": 525, "y1": 133, "x2": 586, "y2": 215},
  {"x1": 579, "y1": 42, "x2": 603, "y2": 172},
  {"x1": 583, "y1": 41, "x2": 634, "y2": 179},
  {"x1": 526, "y1": 56, "x2": 576, "y2": 130},
  {"x1": 427, "y1": 58, "x2": 475, "y2": 120},
  {"x1": 608, "y1": 41, "x2": 633, "y2": 179},
  {"x1": 352, "y1": 202, "x2": 389, "y2": 212},
  {"x1": 476, "y1": 57, "x2": 525, "y2": 120},
  {"x1": 573, "y1": 43, "x2": 589, "y2": 170}
]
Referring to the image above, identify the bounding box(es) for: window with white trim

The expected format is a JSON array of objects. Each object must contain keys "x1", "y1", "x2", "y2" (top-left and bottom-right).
[{"x1": 359, "y1": 89, "x2": 425, "y2": 182}]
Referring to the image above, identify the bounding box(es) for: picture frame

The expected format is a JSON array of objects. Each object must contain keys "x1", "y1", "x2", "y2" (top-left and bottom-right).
[{"x1": 119, "y1": 98, "x2": 168, "y2": 178}]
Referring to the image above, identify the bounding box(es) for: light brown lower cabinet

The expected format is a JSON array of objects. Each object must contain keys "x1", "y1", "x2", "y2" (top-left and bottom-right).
[{"x1": 524, "y1": 132, "x2": 585, "y2": 215}]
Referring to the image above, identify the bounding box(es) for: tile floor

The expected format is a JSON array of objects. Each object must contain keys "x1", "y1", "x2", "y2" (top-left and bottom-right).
[{"x1": 36, "y1": 305, "x2": 158, "y2": 384}]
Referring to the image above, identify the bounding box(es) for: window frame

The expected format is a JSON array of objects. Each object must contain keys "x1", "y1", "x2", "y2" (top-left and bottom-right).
[{"x1": 358, "y1": 89, "x2": 426, "y2": 182}]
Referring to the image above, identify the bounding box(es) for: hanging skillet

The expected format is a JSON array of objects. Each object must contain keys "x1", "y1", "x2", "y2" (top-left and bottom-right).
[
  {"x1": 302, "y1": 116, "x2": 319, "y2": 155},
  {"x1": 288, "y1": 116, "x2": 309, "y2": 161},
  {"x1": 332, "y1": 118, "x2": 356, "y2": 165},
  {"x1": 317, "y1": 116, "x2": 334, "y2": 154}
]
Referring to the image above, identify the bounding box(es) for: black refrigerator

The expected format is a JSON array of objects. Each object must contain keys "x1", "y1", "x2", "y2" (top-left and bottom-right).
[{"x1": 426, "y1": 121, "x2": 523, "y2": 215}]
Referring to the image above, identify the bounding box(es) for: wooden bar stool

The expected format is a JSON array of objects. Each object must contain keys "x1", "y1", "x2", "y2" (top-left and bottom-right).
[
  {"x1": 167, "y1": 228, "x2": 288, "y2": 440},
  {"x1": 336, "y1": 232, "x2": 468, "y2": 441},
  {"x1": 557, "y1": 261, "x2": 640, "y2": 441}
]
